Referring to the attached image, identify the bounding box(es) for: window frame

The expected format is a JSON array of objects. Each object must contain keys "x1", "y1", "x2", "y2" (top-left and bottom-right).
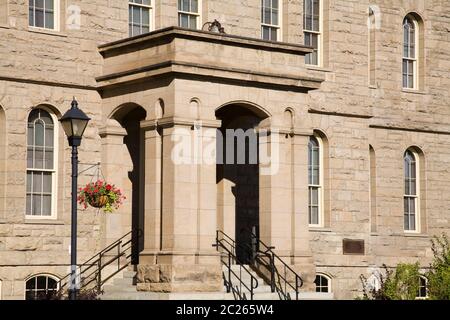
[
  {"x1": 308, "y1": 135, "x2": 324, "y2": 227},
  {"x1": 28, "y1": 0, "x2": 60, "y2": 31},
  {"x1": 25, "y1": 274, "x2": 59, "y2": 300},
  {"x1": 25, "y1": 107, "x2": 58, "y2": 220},
  {"x1": 403, "y1": 149, "x2": 420, "y2": 233},
  {"x1": 402, "y1": 16, "x2": 419, "y2": 90},
  {"x1": 314, "y1": 273, "x2": 331, "y2": 293},
  {"x1": 261, "y1": 0, "x2": 282, "y2": 42},
  {"x1": 178, "y1": 0, "x2": 202, "y2": 30},
  {"x1": 303, "y1": 0, "x2": 322, "y2": 66},
  {"x1": 128, "y1": 0, "x2": 154, "y2": 37},
  {"x1": 416, "y1": 275, "x2": 428, "y2": 299}
]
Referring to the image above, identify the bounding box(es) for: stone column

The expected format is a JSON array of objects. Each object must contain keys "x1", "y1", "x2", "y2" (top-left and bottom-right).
[
  {"x1": 139, "y1": 120, "x2": 162, "y2": 261},
  {"x1": 137, "y1": 117, "x2": 223, "y2": 293},
  {"x1": 258, "y1": 125, "x2": 316, "y2": 291},
  {"x1": 99, "y1": 120, "x2": 132, "y2": 248}
]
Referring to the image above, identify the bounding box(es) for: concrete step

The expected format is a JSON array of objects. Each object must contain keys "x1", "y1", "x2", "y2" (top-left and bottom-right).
[
  {"x1": 112, "y1": 278, "x2": 134, "y2": 286},
  {"x1": 122, "y1": 271, "x2": 136, "y2": 279},
  {"x1": 102, "y1": 285, "x2": 138, "y2": 293}
]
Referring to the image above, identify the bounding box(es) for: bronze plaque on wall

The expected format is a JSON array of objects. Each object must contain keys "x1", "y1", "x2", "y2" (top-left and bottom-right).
[{"x1": 343, "y1": 239, "x2": 365, "y2": 255}]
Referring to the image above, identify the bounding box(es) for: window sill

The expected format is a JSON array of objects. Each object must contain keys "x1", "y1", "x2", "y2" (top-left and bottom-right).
[
  {"x1": 305, "y1": 65, "x2": 333, "y2": 73},
  {"x1": 401, "y1": 88, "x2": 426, "y2": 95},
  {"x1": 24, "y1": 219, "x2": 65, "y2": 225},
  {"x1": 0, "y1": 24, "x2": 10, "y2": 30},
  {"x1": 28, "y1": 27, "x2": 67, "y2": 38},
  {"x1": 403, "y1": 232, "x2": 429, "y2": 238},
  {"x1": 309, "y1": 227, "x2": 333, "y2": 233}
]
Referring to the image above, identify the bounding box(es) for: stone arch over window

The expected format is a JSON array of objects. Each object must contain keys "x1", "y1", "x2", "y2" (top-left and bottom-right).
[
  {"x1": 0, "y1": 105, "x2": 5, "y2": 220},
  {"x1": 26, "y1": 107, "x2": 60, "y2": 219},
  {"x1": 314, "y1": 273, "x2": 331, "y2": 293},
  {"x1": 403, "y1": 146, "x2": 426, "y2": 233},
  {"x1": 402, "y1": 12, "x2": 424, "y2": 90},
  {"x1": 308, "y1": 130, "x2": 329, "y2": 227},
  {"x1": 25, "y1": 274, "x2": 59, "y2": 300}
]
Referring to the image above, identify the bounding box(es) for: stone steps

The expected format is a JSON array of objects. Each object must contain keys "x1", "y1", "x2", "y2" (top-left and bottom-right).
[{"x1": 99, "y1": 264, "x2": 335, "y2": 300}]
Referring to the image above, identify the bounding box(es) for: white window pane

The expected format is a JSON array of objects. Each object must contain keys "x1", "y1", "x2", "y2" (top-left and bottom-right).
[
  {"x1": 264, "y1": 8, "x2": 271, "y2": 24},
  {"x1": 45, "y1": 0, "x2": 54, "y2": 10},
  {"x1": 270, "y1": 27, "x2": 277, "y2": 41},
  {"x1": 32, "y1": 195, "x2": 41, "y2": 215},
  {"x1": 182, "y1": 0, "x2": 189, "y2": 11},
  {"x1": 272, "y1": 9, "x2": 279, "y2": 25},
  {"x1": 189, "y1": 15, "x2": 197, "y2": 29},
  {"x1": 262, "y1": 26, "x2": 269, "y2": 40},
  {"x1": 35, "y1": 121, "x2": 44, "y2": 146},
  {"x1": 45, "y1": 149, "x2": 53, "y2": 170},
  {"x1": 35, "y1": 9, "x2": 44, "y2": 28},
  {"x1": 29, "y1": 6, "x2": 34, "y2": 26},
  {"x1": 45, "y1": 11, "x2": 54, "y2": 30},
  {"x1": 27, "y1": 147, "x2": 34, "y2": 168},
  {"x1": 32, "y1": 172, "x2": 42, "y2": 193},
  {"x1": 42, "y1": 195, "x2": 52, "y2": 215},
  {"x1": 43, "y1": 172, "x2": 52, "y2": 193},
  {"x1": 180, "y1": 13, "x2": 188, "y2": 28},
  {"x1": 26, "y1": 194, "x2": 32, "y2": 215},
  {"x1": 133, "y1": 25, "x2": 140, "y2": 36},
  {"x1": 35, "y1": 148, "x2": 44, "y2": 169},
  {"x1": 142, "y1": 8, "x2": 149, "y2": 25},
  {"x1": 27, "y1": 172, "x2": 32, "y2": 193},
  {"x1": 191, "y1": 0, "x2": 198, "y2": 13},
  {"x1": 133, "y1": 7, "x2": 141, "y2": 24}
]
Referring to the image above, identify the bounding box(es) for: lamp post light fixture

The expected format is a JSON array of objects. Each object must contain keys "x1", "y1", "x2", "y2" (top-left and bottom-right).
[{"x1": 59, "y1": 98, "x2": 91, "y2": 300}]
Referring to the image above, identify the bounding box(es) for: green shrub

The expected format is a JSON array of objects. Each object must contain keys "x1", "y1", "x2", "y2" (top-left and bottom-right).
[
  {"x1": 360, "y1": 263, "x2": 420, "y2": 300},
  {"x1": 426, "y1": 233, "x2": 450, "y2": 300}
]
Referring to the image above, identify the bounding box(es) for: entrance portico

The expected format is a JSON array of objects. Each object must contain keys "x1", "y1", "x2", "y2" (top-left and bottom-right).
[{"x1": 97, "y1": 27, "x2": 325, "y2": 292}]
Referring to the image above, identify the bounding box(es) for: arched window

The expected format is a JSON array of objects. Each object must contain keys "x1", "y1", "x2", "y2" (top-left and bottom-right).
[
  {"x1": 417, "y1": 276, "x2": 428, "y2": 299},
  {"x1": 25, "y1": 275, "x2": 59, "y2": 300},
  {"x1": 304, "y1": 0, "x2": 321, "y2": 65},
  {"x1": 29, "y1": 0, "x2": 59, "y2": 30},
  {"x1": 26, "y1": 108, "x2": 57, "y2": 218},
  {"x1": 403, "y1": 16, "x2": 419, "y2": 89},
  {"x1": 404, "y1": 150, "x2": 419, "y2": 231},
  {"x1": 261, "y1": 0, "x2": 281, "y2": 41},
  {"x1": 129, "y1": 0, "x2": 153, "y2": 37},
  {"x1": 308, "y1": 135, "x2": 323, "y2": 226},
  {"x1": 314, "y1": 274, "x2": 331, "y2": 293},
  {"x1": 178, "y1": 0, "x2": 200, "y2": 30}
]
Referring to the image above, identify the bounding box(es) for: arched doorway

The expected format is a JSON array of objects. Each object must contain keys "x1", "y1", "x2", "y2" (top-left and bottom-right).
[
  {"x1": 216, "y1": 103, "x2": 269, "y2": 264},
  {"x1": 109, "y1": 104, "x2": 146, "y2": 265}
]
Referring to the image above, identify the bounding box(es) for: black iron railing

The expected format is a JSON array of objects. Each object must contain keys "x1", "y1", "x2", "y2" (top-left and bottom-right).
[
  {"x1": 214, "y1": 230, "x2": 259, "y2": 300},
  {"x1": 246, "y1": 228, "x2": 303, "y2": 300},
  {"x1": 57, "y1": 229, "x2": 141, "y2": 295}
]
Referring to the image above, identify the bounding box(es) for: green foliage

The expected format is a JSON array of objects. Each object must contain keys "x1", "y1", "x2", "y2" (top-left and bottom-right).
[
  {"x1": 426, "y1": 233, "x2": 450, "y2": 300},
  {"x1": 360, "y1": 263, "x2": 420, "y2": 300}
]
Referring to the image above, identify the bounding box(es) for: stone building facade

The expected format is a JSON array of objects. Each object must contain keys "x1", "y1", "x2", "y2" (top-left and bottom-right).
[{"x1": 0, "y1": 0, "x2": 449, "y2": 300}]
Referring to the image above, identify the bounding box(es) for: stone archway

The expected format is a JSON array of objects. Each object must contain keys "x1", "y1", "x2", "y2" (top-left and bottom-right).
[
  {"x1": 103, "y1": 103, "x2": 147, "y2": 265},
  {"x1": 215, "y1": 102, "x2": 270, "y2": 264}
]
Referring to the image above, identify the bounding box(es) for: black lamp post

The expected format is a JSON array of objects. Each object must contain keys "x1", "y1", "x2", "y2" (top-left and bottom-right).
[{"x1": 59, "y1": 98, "x2": 91, "y2": 300}]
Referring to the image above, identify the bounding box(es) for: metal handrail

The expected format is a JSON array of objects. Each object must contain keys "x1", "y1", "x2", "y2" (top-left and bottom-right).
[
  {"x1": 57, "y1": 229, "x2": 142, "y2": 296},
  {"x1": 214, "y1": 230, "x2": 259, "y2": 300},
  {"x1": 245, "y1": 228, "x2": 303, "y2": 300}
]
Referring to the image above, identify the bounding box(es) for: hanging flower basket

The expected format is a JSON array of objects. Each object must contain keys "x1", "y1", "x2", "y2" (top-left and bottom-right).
[{"x1": 78, "y1": 180, "x2": 126, "y2": 213}]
